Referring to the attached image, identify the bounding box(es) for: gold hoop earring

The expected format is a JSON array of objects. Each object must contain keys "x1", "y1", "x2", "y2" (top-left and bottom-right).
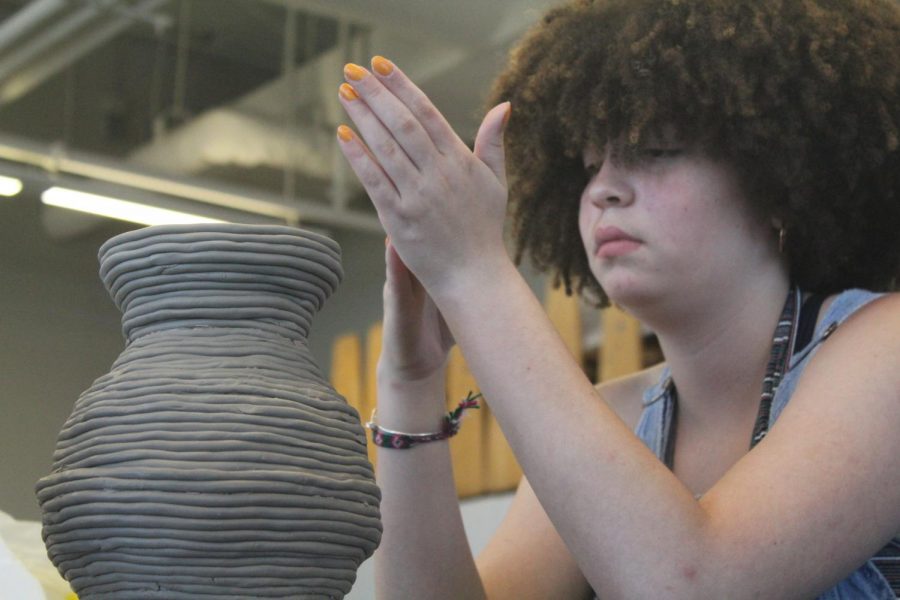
[{"x1": 778, "y1": 227, "x2": 787, "y2": 254}]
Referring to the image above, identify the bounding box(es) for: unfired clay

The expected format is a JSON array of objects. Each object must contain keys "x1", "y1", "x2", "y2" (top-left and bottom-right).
[{"x1": 36, "y1": 224, "x2": 381, "y2": 599}]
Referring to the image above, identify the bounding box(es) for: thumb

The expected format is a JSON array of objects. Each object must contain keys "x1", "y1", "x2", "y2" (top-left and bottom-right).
[
  {"x1": 473, "y1": 101, "x2": 511, "y2": 186},
  {"x1": 385, "y1": 237, "x2": 409, "y2": 289}
]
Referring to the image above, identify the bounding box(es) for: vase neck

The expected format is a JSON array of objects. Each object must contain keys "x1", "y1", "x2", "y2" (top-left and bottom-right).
[
  {"x1": 120, "y1": 288, "x2": 322, "y2": 342},
  {"x1": 95, "y1": 225, "x2": 343, "y2": 343}
]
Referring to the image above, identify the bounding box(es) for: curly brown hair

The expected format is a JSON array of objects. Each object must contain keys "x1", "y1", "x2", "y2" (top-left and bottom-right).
[{"x1": 487, "y1": 0, "x2": 900, "y2": 306}]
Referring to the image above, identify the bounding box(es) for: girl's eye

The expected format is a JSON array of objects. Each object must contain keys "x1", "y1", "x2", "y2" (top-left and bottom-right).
[{"x1": 584, "y1": 162, "x2": 602, "y2": 176}]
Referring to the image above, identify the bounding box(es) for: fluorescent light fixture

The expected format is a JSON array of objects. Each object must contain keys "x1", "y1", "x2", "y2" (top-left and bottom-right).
[
  {"x1": 0, "y1": 175, "x2": 22, "y2": 196},
  {"x1": 41, "y1": 186, "x2": 226, "y2": 225}
]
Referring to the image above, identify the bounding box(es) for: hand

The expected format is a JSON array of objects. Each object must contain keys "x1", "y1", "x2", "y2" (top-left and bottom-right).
[
  {"x1": 336, "y1": 57, "x2": 512, "y2": 299},
  {"x1": 377, "y1": 237, "x2": 455, "y2": 384}
]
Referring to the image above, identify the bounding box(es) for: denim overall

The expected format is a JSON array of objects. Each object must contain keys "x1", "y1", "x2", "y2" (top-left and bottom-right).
[{"x1": 635, "y1": 289, "x2": 897, "y2": 599}]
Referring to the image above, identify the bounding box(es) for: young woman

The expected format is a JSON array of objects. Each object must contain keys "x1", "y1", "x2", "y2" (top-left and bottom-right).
[{"x1": 335, "y1": 0, "x2": 900, "y2": 597}]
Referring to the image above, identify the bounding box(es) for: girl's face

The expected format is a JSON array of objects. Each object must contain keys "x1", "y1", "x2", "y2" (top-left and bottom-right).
[{"x1": 577, "y1": 138, "x2": 779, "y2": 309}]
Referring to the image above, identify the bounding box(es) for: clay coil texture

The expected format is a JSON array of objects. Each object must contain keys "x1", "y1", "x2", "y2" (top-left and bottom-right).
[{"x1": 36, "y1": 224, "x2": 381, "y2": 599}]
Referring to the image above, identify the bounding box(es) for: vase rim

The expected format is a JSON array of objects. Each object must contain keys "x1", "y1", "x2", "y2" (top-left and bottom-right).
[{"x1": 99, "y1": 224, "x2": 340, "y2": 259}]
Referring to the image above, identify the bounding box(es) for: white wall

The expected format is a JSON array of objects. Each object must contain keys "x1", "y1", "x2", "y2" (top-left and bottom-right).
[{"x1": 0, "y1": 195, "x2": 129, "y2": 520}]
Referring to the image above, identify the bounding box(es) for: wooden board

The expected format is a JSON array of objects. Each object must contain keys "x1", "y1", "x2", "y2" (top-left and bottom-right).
[
  {"x1": 330, "y1": 333, "x2": 364, "y2": 422},
  {"x1": 445, "y1": 346, "x2": 486, "y2": 498},
  {"x1": 599, "y1": 305, "x2": 642, "y2": 381},
  {"x1": 543, "y1": 279, "x2": 583, "y2": 364},
  {"x1": 364, "y1": 322, "x2": 383, "y2": 468},
  {"x1": 483, "y1": 399, "x2": 522, "y2": 493}
]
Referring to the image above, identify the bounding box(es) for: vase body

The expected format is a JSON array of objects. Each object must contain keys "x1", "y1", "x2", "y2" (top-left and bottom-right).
[{"x1": 35, "y1": 224, "x2": 381, "y2": 599}]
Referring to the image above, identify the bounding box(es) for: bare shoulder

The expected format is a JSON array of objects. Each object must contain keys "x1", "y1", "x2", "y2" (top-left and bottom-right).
[
  {"x1": 594, "y1": 362, "x2": 666, "y2": 431},
  {"x1": 807, "y1": 291, "x2": 900, "y2": 368},
  {"x1": 832, "y1": 289, "x2": 900, "y2": 329}
]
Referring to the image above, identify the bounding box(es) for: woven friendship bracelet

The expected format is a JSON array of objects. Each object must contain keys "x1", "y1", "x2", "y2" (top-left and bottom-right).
[{"x1": 366, "y1": 391, "x2": 482, "y2": 449}]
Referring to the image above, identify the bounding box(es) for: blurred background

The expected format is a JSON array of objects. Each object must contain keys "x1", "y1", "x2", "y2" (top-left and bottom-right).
[{"x1": 0, "y1": 1, "x2": 661, "y2": 597}]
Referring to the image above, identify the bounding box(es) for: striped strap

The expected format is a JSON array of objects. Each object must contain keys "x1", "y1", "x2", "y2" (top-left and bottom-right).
[{"x1": 750, "y1": 287, "x2": 800, "y2": 448}]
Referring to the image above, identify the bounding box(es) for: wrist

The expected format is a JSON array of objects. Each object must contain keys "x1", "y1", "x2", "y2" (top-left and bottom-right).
[
  {"x1": 428, "y1": 251, "x2": 517, "y2": 306},
  {"x1": 376, "y1": 355, "x2": 449, "y2": 388},
  {"x1": 375, "y1": 368, "x2": 448, "y2": 432},
  {"x1": 368, "y1": 390, "x2": 481, "y2": 450},
  {"x1": 376, "y1": 361, "x2": 447, "y2": 392},
  {"x1": 427, "y1": 257, "x2": 522, "y2": 333}
]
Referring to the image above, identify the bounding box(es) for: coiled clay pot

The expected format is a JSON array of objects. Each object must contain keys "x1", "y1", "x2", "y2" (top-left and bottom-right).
[{"x1": 35, "y1": 224, "x2": 381, "y2": 599}]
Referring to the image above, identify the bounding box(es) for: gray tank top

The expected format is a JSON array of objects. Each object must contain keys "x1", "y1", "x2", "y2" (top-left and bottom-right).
[{"x1": 634, "y1": 289, "x2": 898, "y2": 599}]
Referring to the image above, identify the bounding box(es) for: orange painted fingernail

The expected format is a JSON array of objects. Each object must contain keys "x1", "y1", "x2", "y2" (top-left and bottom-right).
[
  {"x1": 339, "y1": 83, "x2": 359, "y2": 101},
  {"x1": 344, "y1": 63, "x2": 367, "y2": 81},
  {"x1": 502, "y1": 102, "x2": 512, "y2": 127},
  {"x1": 372, "y1": 56, "x2": 394, "y2": 76},
  {"x1": 337, "y1": 125, "x2": 353, "y2": 142}
]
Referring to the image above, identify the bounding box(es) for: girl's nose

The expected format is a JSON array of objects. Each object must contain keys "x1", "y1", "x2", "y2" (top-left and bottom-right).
[{"x1": 584, "y1": 158, "x2": 635, "y2": 209}]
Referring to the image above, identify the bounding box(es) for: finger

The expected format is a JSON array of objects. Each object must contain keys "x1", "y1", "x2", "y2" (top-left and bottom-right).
[
  {"x1": 384, "y1": 239, "x2": 426, "y2": 334},
  {"x1": 343, "y1": 63, "x2": 437, "y2": 171},
  {"x1": 336, "y1": 124, "x2": 400, "y2": 215},
  {"x1": 370, "y1": 56, "x2": 468, "y2": 156},
  {"x1": 339, "y1": 81, "x2": 422, "y2": 186},
  {"x1": 386, "y1": 236, "x2": 428, "y2": 303},
  {"x1": 473, "y1": 102, "x2": 511, "y2": 187}
]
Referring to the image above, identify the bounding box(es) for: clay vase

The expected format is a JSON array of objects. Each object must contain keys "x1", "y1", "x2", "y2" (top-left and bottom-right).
[{"x1": 35, "y1": 224, "x2": 381, "y2": 599}]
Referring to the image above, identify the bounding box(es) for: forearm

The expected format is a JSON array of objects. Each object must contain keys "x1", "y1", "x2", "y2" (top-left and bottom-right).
[
  {"x1": 372, "y1": 373, "x2": 487, "y2": 600},
  {"x1": 432, "y1": 262, "x2": 710, "y2": 599}
]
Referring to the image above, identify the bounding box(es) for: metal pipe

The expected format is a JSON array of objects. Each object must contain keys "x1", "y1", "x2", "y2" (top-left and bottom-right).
[
  {"x1": 329, "y1": 17, "x2": 352, "y2": 212},
  {"x1": 0, "y1": 0, "x2": 170, "y2": 106},
  {"x1": 0, "y1": 0, "x2": 67, "y2": 55},
  {"x1": 171, "y1": 0, "x2": 191, "y2": 122},
  {"x1": 0, "y1": 132, "x2": 383, "y2": 232},
  {"x1": 282, "y1": 3, "x2": 298, "y2": 205},
  {"x1": 0, "y1": 0, "x2": 106, "y2": 84}
]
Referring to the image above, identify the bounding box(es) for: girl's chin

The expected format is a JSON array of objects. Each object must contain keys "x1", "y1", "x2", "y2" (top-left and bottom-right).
[{"x1": 598, "y1": 276, "x2": 660, "y2": 308}]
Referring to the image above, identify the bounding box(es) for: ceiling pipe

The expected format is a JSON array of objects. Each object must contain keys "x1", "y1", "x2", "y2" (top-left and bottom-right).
[
  {"x1": 0, "y1": 0, "x2": 68, "y2": 55},
  {"x1": 0, "y1": 132, "x2": 384, "y2": 233},
  {"x1": 329, "y1": 16, "x2": 353, "y2": 212},
  {"x1": 0, "y1": 0, "x2": 110, "y2": 84},
  {"x1": 281, "y1": 2, "x2": 299, "y2": 204},
  {"x1": 0, "y1": 0, "x2": 170, "y2": 106}
]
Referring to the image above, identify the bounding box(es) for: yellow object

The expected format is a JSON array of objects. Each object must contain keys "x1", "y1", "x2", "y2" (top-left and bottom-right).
[
  {"x1": 336, "y1": 125, "x2": 354, "y2": 142},
  {"x1": 372, "y1": 55, "x2": 394, "y2": 76},
  {"x1": 483, "y1": 401, "x2": 522, "y2": 493},
  {"x1": 343, "y1": 63, "x2": 367, "y2": 81},
  {"x1": 543, "y1": 279, "x2": 583, "y2": 365},
  {"x1": 599, "y1": 304, "x2": 643, "y2": 381},
  {"x1": 364, "y1": 323, "x2": 383, "y2": 467},
  {"x1": 330, "y1": 333, "x2": 364, "y2": 421},
  {"x1": 445, "y1": 347, "x2": 485, "y2": 497},
  {"x1": 338, "y1": 83, "x2": 359, "y2": 101}
]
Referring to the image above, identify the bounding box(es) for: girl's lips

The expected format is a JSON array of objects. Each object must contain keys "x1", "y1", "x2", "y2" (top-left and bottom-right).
[
  {"x1": 597, "y1": 238, "x2": 642, "y2": 258},
  {"x1": 594, "y1": 226, "x2": 642, "y2": 258}
]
